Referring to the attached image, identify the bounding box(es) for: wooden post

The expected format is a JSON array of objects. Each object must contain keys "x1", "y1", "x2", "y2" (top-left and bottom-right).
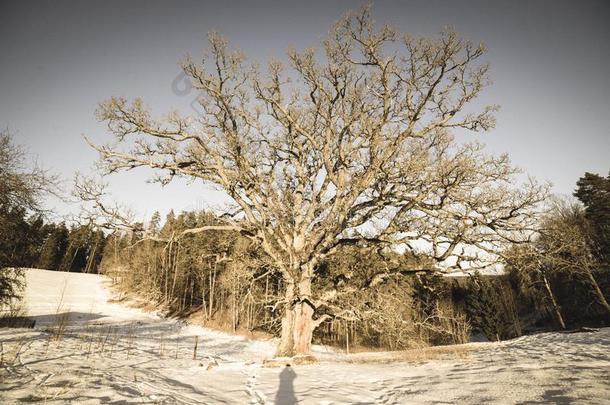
[{"x1": 193, "y1": 336, "x2": 199, "y2": 360}]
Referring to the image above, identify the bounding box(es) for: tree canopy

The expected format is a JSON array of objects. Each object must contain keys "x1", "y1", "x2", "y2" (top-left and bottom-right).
[
  {"x1": 88, "y1": 7, "x2": 547, "y2": 357},
  {"x1": 574, "y1": 172, "x2": 610, "y2": 264}
]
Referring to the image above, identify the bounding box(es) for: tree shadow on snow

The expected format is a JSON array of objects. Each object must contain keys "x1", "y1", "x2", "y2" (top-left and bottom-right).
[{"x1": 0, "y1": 312, "x2": 107, "y2": 329}]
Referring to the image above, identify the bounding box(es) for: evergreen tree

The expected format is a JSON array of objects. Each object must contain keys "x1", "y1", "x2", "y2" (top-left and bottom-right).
[
  {"x1": 148, "y1": 211, "x2": 161, "y2": 235},
  {"x1": 37, "y1": 223, "x2": 69, "y2": 270},
  {"x1": 0, "y1": 130, "x2": 56, "y2": 305},
  {"x1": 160, "y1": 210, "x2": 177, "y2": 236},
  {"x1": 24, "y1": 215, "x2": 45, "y2": 267},
  {"x1": 463, "y1": 273, "x2": 521, "y2": 341},
  {"x1": 574, "y1": 172, "x2": 610, "y2": 264},
  {"x1": 0, "y1": 207, "x2": 30, "y2": 267}
]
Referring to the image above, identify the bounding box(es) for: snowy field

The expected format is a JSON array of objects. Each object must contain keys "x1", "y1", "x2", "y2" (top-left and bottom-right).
[{"x1": 1, "y1": 269, "x2": 609, "y2": 404}]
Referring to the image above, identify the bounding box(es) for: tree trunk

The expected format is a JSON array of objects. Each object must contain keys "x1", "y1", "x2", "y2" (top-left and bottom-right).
[
  {"x1": 201, "y1": 283, "x2": 207, "y2": 318},
  {"x1": 585, "y1": 269, "x2": 610, "y2": 316},
  {"x1": 541, "y1": 271, "x2": 566, "y2": 330},
  {"x1": 209, "y1": 266, "x2": 216, "y2": 319},
  {"x1": 85, "y1": 240, "x2": 98, "y2": 274},
  {"x1": 275, "y1": 277, "x2": 316, "y2": 358}
]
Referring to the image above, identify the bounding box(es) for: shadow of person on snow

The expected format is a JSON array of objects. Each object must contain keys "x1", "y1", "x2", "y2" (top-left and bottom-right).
[{"x1": 275, "y1": 364, "x2": 298, "y2": 404}]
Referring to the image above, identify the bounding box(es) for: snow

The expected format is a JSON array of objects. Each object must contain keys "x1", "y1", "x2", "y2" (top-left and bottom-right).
[{"x1": 1, "y1": 269, "x2": 609, "y2": 404}]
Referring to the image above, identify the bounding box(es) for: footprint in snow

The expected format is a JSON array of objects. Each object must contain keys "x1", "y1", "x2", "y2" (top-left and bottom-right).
[{"x1": 244, "y1": 363, "x2": 267, "y2": 404}]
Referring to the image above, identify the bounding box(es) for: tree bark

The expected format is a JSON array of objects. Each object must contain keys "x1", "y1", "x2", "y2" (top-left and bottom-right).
[
  {"x1": 276, "y1": 277, "x2": 316, "y2": 358},
  {"x1": 541, "y1": 271, "x2": 566, "y2": 330}
]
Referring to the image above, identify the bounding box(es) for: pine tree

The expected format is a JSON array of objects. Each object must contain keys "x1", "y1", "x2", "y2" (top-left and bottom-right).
[
  {"x1": 148, "y1": 211, "x2": 161, "y2": 235},
  {"x1": 37, "y1": 223, "x2": 69, "y2": 270},
  {"x1": 574, "y1": 172, "x2": 610, "y2": 264},
  {"x1": 464, "y1": 273, "x2": 520, "y2": 341}
]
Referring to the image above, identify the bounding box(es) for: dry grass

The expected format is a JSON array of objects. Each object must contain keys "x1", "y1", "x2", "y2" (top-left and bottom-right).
[
  {"x1": 107, "y1": 289, "x2": 159, "y2": 313},
  {"x1": 46, "y1": 311, "x2": 70, "y2": 343},
  {"x1": 0, "y1": 334, "x2": 30, "y2": 369},
  {"x1": 44, "y1": 283, "x2": 71, "y2": 344},
  {"x1": 263, "y1": 354, "x2": 318, "y2": 368},
  {"x1": 187, "y1": 311, "x2": 273, "y2": 340},
  {"x1": 398, "y1": 344, "x2": 472, "y2": 362},
  {"x1": 340, "y1": 343, "x2": 473, "y2": 365}
]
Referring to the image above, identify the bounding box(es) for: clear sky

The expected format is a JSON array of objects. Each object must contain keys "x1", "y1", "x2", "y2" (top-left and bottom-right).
[{"x1": 1, "y1": 0, "x2": 608, "y2": 222}]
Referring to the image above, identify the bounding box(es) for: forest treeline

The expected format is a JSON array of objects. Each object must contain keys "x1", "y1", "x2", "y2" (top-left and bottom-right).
[
  {"x1": 4, "y1": 174, "x2": 607, "y2": 350},
  {"x1": 1, "y1": 124, "x2": 609, "y2": 349},
  {"x1": 0, "y1": 213, "x2": 105, "y2": 274},
  {"x1": 92, "y1": 194, "x2": 608, "y2": 351}
]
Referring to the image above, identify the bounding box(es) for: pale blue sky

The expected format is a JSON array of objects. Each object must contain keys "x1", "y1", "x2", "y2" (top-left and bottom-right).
[{"x1": 1, "y1": 0, "x2": 608, "y2": 221}]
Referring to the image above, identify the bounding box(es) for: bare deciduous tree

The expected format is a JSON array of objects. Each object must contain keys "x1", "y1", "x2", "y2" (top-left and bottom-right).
[
  {"x1": 0, "y1": 129, "x2": 58, "y2": 213},
  {"x1": 507, "y1": 199, "x2": 610, "y2": 328},
  {"x1": 88, "y1": 7, "x2": 547, "y2": 358}
]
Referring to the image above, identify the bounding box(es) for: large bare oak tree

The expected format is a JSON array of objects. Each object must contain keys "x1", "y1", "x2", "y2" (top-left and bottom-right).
[{"x1": 90, "y1": 7, "x2": 546, "y2": 357}]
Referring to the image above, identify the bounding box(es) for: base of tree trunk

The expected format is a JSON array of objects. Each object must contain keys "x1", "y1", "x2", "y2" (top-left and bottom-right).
[{"x1": 262, "y1": 354, "x2": 317, "y2": 368}]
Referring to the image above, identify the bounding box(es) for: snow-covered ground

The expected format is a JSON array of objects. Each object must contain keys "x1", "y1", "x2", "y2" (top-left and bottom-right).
[{"x1": 1, "y1": 269, "x2": 609, "y2": 404}]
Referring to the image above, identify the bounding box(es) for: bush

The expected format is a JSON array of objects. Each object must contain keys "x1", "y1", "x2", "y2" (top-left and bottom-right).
[
  {"x1": 461, "y1": 273, "x2": 521, "y2": 341},
  {"x1": 0, "y1": 267, "x2": 25, "y2": 311}
]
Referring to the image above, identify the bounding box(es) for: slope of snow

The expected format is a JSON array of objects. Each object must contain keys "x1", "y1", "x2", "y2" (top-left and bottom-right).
[{"x1": 0, "y1": 269, "x2": 608, "y2": 404}]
